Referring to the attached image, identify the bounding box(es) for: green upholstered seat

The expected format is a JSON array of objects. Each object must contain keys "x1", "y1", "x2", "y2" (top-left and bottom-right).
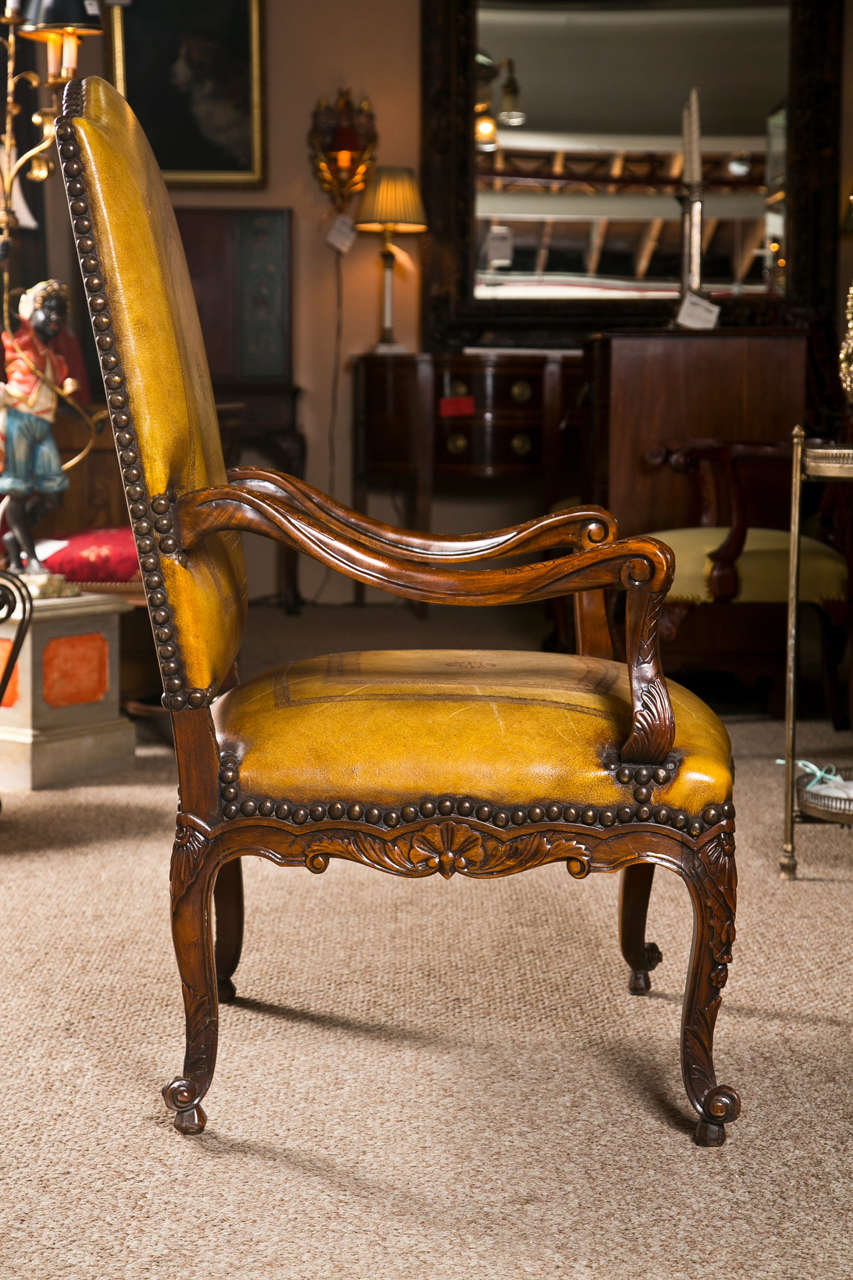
[{"x1": 651, "y1": 526, "x2": 847, "y2": 605}]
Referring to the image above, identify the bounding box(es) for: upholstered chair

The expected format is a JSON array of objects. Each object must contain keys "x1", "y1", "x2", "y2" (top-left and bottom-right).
[
  {"x1": 56, "y1": 77, "x2": 741, "y2": 1147},
  {"x1": 645, "y1": 439, "x2": 848, "y2": 719}
]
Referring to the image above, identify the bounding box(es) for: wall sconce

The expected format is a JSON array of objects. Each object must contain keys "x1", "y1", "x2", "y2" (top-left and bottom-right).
[
  {"x1": 355, "y1": 166, "x2": 426, "y2": 352},
  {"x1": 308, "y1": 88, "x2": 376, "y2": 211},
  {"x1": 474, "y1": 49, "x2": 525, "y2": 150},
  {"x1": 497, "y1": 59, "x2": 524, "y2": 127}
]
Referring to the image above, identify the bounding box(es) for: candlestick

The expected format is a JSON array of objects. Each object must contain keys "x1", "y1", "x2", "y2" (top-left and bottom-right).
[{"x1": 688, "y1": 87, "x2": 701, "y2": 185}]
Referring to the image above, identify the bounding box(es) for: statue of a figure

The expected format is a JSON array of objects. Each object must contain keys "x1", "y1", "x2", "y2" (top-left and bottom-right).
[{"x1": 0, "y1": 279, "x2": 77, "y2": 574}]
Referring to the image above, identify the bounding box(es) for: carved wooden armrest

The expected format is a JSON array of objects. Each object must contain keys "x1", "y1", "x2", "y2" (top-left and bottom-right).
[
  {"x1": 175, "y1": 483, "x2": 675, "y2": 763},
  {"x1": 227, "y1": 467, "x2": 618, "y2": 561}
]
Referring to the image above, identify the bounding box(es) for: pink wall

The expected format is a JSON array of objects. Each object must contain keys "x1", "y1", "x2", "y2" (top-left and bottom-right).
[{"x1": 171, "y1": 0, "x2": 423, "y2": 518}]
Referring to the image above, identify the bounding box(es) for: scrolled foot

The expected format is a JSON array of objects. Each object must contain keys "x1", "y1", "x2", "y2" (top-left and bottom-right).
[
  {"x1": 628, "y1": 942, "x2": 663, "y2": 995},
  {"x1": 629, "y1": 969, "x2": 651, "y2": 995},
  {"x1": 217, "y1": 975, "x2": 237, "y2": 1003},
  {"x1": 694, "y1": 1118, "x2": 726, "y2": 1146},
  {"x1": 162, "y1": 1077, "x2": 208, "y2": 1134},
  {"x1": 173, "y1": 1104, "x2": 207, "y2": 1135},
  {"x1": 694, "y1": 1084, "x2": 741, "y2": 1146}
]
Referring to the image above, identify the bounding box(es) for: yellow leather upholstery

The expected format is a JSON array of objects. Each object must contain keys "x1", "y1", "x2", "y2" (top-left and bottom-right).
[
  {"x1": 67, "y1": 78, "x2": 247, "y2": 693},
  {"x1": 213, "y1": 649, "x2": 732, "y2": 812},
  {"x1": 651, "y1": 526, "x2": 847, "y2": 605}
]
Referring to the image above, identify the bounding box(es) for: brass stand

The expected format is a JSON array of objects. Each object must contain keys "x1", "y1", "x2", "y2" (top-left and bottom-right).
[{"x1": 781, "y1": 426, "x2": 853, "y2": 878}]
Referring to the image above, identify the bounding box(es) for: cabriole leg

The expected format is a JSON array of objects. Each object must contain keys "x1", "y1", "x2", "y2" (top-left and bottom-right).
[
  {"x1": 214, "y1": 857, "x2": 244, "y2": 1003},
  {"x1": 679, "y1": 829, "x2": 741, "y2": 1146},
  {"x1": 619, "y1": 862, "x2": 663, "y2": 994},
  {"x1": 162, "y1": 821, "x2": 219, "y2": 1135}
]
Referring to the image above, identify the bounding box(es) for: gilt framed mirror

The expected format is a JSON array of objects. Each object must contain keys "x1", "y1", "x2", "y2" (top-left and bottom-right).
[{"x1": 420, "y1": 0, "x2": 842, "y2": 350}]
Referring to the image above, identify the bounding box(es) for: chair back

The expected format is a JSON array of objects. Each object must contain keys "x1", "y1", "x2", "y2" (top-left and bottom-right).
[{"x1": 56, "y1": 77, "x2": 247, "y2": 704}]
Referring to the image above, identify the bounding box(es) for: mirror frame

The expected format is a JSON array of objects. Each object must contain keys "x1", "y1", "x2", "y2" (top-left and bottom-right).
[{"x1": 420, "y1": 0, "x2": 842, "y2": 351}]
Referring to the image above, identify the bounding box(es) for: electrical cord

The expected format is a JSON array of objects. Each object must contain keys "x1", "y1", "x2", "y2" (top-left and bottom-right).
[{"x1": 307, "y1": 244, "x2": 344, "y2": 604}]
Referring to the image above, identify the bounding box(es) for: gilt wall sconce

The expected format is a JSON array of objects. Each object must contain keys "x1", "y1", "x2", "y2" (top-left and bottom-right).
[{"x1": 308, "y1": 88, "x2": 376, "y2": 211}]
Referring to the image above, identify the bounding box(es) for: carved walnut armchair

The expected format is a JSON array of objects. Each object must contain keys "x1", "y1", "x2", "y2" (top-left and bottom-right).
[{"x1": 56, "y1": 77, "x2": 740, "y2": 1147}]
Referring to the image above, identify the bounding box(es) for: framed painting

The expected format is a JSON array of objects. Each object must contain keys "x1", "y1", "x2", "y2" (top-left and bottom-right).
[{"x1": 110, "y1": 0, "x2": 264, "y2": 187}]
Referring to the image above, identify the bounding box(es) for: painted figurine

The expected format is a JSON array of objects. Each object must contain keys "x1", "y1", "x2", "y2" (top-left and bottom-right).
[{"x1": 0, "y1": 279, "x2": 77, "y2": 574}]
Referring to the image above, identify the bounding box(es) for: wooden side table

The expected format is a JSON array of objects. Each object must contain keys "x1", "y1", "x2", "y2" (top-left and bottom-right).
[
  {"x1": 351, "y1": 350, "x2": 584, "y2": 606},
  {"x1": 216, "y1": 388, "x2": 306, "y2": 613},
  {"x1": 781, "y1": 427, "x2": 853, "y2": 878},
  {"x1": 352, "y1": 349, "x2": 584, "y2": 519}
]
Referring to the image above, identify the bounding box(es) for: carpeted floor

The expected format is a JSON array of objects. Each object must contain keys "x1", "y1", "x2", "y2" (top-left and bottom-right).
[{"x1": 1, "y1": 605, "x2": 851, "y2": 1280}]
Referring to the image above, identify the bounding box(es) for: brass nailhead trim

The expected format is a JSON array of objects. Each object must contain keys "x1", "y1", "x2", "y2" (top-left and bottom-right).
[
  {"x1": 57, "y1": 103, "x2": 214, "y2": 713},
  {"x1": 216, "y1": 751, "x2": 735, "y2": 836}
]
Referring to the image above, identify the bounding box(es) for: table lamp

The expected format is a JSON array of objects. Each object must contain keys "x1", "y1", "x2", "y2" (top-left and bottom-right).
[{"x1": 355, "y1": 166, "x2": 426, "y2": 352}]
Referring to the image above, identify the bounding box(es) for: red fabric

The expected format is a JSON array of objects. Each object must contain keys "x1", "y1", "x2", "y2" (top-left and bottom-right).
[
  {"x1": 439, "y1": 395, "x2": 476, "y2": 418},
  {"x1": 41, "y1": 526, "x2": 141, "y2": 583},
  {"x1": 51, "y1": 327, "x2": 92, "y2": 404}
]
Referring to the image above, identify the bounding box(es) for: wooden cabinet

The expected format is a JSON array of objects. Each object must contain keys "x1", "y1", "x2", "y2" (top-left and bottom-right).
[
  {"x1": 352, "y1": 351, "x2": 585, "y2": 532},
  {"x1": 585, "y1": 330, "x2": 809, "y2": 535}
]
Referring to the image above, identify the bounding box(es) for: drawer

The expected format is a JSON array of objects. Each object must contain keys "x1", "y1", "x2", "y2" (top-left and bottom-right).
[
  {"x1": 435, "y1": 421, "x2": 542, "y2": 469},
  {"x1": 435, "y1": 368, "x2": 544, "y2": 417}
]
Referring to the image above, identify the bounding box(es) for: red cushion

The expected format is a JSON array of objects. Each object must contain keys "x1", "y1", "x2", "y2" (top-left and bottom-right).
[{"x1": 38, "y1": 526, "x2": 141, "y2": 583}]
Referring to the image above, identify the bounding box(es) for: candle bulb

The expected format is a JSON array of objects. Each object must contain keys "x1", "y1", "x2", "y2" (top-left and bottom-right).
[
  {"x1": 5, "y1": 0, "x2": 21, "y2": 15},
  {"x1": 46, "y1": 32, "x2": 62, "y2": 80},
  {"x1": 61, "y1": 32, "x2": 79, "y2": 78}
]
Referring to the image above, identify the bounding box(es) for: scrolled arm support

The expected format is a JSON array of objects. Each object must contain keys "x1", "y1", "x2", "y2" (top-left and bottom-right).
[
  {"x1": 175, "y1": 485, "x2": 675, "y2": 763},
  {"x1": 227, "y1": 466, "x2": 618, "y2": 561}
]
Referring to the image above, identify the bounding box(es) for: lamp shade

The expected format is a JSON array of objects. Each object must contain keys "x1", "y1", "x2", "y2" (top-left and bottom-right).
[
  {"x1": 20, "y1": 0, "x2": 102, "y2": 34},
  {"x1": 355, "y1": 167, "x2": 427, "y2": 233}
]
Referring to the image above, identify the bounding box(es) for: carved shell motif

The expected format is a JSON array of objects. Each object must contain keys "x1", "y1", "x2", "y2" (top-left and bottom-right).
[{"x1": 303, "y1": 822, "x2": 591, "y2": 880}]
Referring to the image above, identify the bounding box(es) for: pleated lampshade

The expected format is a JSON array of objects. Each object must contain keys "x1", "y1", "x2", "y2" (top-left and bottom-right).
[{"x1": 355, "y1": 167, "x2": 427, "y2": 233}]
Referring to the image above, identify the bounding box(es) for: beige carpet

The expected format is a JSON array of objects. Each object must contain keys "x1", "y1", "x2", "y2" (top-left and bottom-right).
[{"x1": 1, "y1": 605, "x2": 851, "y2": 1280}]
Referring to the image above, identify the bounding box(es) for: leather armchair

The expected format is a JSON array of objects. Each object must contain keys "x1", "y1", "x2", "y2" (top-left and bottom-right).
[{"x1": 55, "y1": 76, "x2": 741, "y2": 1147}]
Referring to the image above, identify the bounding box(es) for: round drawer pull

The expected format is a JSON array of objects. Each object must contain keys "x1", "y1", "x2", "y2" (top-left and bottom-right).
[
  {"x1": 450, "y1": 379, "x2": 469, "y2": 397},
  {"x1": 511, "y1": 379, "x2": 532, "y2": 404},
  {"x1": 511, "y1": 432, "x2": 532, "y2": 457},
  {"x1": 446, "y1": 432, "x2": 469, "y2": 455}
]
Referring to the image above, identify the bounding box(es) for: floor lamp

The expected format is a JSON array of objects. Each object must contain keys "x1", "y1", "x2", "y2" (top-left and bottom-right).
[{"x1": 355, "y1": 166, "x2": 426, "y2": 353}]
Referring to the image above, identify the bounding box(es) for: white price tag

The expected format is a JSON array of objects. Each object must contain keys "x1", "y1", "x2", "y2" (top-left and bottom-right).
[
  {"x1": 326, "y1": 215, "x2": 356, "y2": 254},
  {"x1": 676, "y1": 291, "x2": 720, "y2": 330}
]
